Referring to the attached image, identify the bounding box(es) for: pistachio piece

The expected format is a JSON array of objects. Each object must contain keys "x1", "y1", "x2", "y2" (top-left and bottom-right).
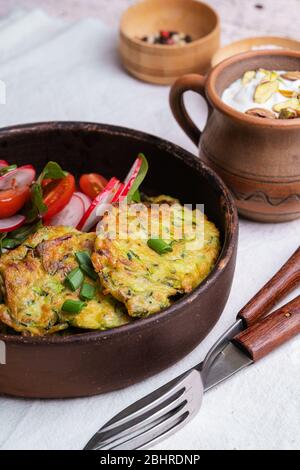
[
  {"x1": 245, "y1": 108, "x2": 277, "y2": 119},
  {"x1": 258, "y1": 69, "x2": 278, "y2": 82},
  {"x1": 278, "y1": 89, "x2": 297, "y2": 98},
  {"x1": 278, "y1": 108, "x2": 298, "y2": 119},
  {"x1": 281, "y1": 71, "x2": 300, "y2": 81},
  {"x1": 254, "y1": 80, "x2": 279, "y2": 104},
  {"x1": 272, "y1": 98, "x2": 300, "y2": 112},
  {"x1": 242, "y1": 70, "x2": 256, "y2": 85}
]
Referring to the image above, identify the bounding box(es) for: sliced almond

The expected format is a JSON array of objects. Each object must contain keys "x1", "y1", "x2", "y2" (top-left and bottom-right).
[
  {"x1": 278, "y1": 107, "x2": 298, "y2": 119},
  {"x1": 245, "y1": 108, "x2": 277, "y2": 119},
  {"x1": 278, "y1": 89, "x2": 297, "y2": 98},
  {"x1": 281, "y1": 71, "x2": 300, "y2": 81},
  {"x1": 254, "y1": 80, "x2": 279, "y2": 104},
  {"x1": 273, "y1": 98, "x2": 300, "y2": 112},
  {"x1": 242, "y1": 70, "x2": 256, "y2": 85}
]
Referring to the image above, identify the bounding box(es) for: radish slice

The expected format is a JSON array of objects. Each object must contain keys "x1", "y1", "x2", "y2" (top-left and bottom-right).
[
  {"x1": 74, "y1": 191, "x2": 92, "y2": 212},
  {"x1": 0, "y1": 214, "x2": 25, "y2": 233},
  {"x1": 0, "y1": 160, "x2": 8, "y2": 169},
  {"x1": 122, "y1": 156, "x2": 142, "y2": 198},
  {"x1": 0, "y1": 165, "x2": 35, "y2": 191},
  {"x1": 77, "y1": 177, "x2": 120, "y2": 232},
  {"x1": 45, "y1": 193, "x2": 85, "y2": 228},
  {"x1": 111, "y1": 182, "x2": 125, "y2": 203}
]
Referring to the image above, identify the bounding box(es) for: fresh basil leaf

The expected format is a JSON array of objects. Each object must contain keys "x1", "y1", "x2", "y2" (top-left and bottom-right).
[
  {"x1": 12, "y1": 222, "x2": 42, "y2": 241},
  {"x1": 1, "y1": 238, "x2": 21, "y2": 249},
  {"x1": 26, "y1": 183, "x2": 48, "y2": 221},
  {"x1": 127, "y1": 153, "x2": 148, "y2": 203},
  {"x1": 0, "y1": 164, "x2": 17, "y2": 176},
  {"x1": 37, "y1": 161, "x2": 67, "y2": 184},
  {"x1": 131, "y1": 189, "x2": 141, "y2": 203},
  {"x1": 0, "y1": 221, "x2": 42, "y2": 253},
  {"x1": 32, "y1": 184, "x2": 48, "y2": 213},
  {"x1": 0, "y1": 232, "x2": 7, "y2": 255}
]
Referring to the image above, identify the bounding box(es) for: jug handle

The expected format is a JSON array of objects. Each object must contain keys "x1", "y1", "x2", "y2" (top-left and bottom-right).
[{"x1": 169, "y1": 74, "x2": 212, "y2": 147}]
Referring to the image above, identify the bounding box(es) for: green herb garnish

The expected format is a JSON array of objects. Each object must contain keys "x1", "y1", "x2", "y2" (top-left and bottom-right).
[
  {"x1": 61, "y1": 299, "x2": 86, "y2": 314},
  {"x1": 127, "y1": 153, "x2": 148, "y2": 203},
  {"x1": 132, "y1": 189, "x2": 141, "y2": 203},
  {"x1": 1, "y1": 238, "x2": 21, "y2": 249},
  {"x1": 65, "y1": 267, "x2": 84, "y2": 291},
  {"x1": 26, "y1": 161, "x2": 67, "y2": 222},
  {"x1": 80, "y1": 282, "x2": 96, "y2": 301},
  {"x1": 0, "y1": 222, "x2": 42, "y2": 253},
  {"x1": 75, "y1": 251, "x2": 98, "y2": 281},
  {"x1": 37, "y1": 161, "x2": 67, "y2": 185},
  {"x1": 147, "y1": 238, "x2": 173, "y2": 255},
  {"x1": 26, "y1": 183, "x2": 48, "y2": 221},
  {"x1": 0, "y1": 164, "x2": 17, "y2": 176}
]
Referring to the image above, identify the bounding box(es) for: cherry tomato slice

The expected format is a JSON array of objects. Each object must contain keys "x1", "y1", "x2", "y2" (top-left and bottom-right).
[
  {"x1": 79, "y1": 173, "x2": 108, "y2": 200},
  {"x1": 43, "y1": 173, "x2": 75, "y2": 221},
  {"x1": 0, "y1": 185, "x2": 30, "y2": 218}
]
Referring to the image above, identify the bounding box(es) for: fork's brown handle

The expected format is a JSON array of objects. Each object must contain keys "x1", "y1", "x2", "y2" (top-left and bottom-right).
[
  {"x1": 234, "y1": 295, "x2": 300, "y2": 361},
  {"x1": 238, "y1": 247, "x2": 300, "y2": 327}
]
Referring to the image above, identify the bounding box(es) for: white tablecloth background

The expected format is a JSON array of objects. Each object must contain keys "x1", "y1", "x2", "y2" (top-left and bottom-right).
[{"x1": 0, "y1": 9, "x2": 299, "y2": 450}]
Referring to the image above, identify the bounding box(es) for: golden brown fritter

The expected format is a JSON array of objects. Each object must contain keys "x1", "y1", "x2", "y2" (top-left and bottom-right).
[
  {"x1": 92, "y1": 201, "x2": 221, "y2": 317},
  {"x1": 0, "y1": 226, "x2": 129, "y2": 335}
]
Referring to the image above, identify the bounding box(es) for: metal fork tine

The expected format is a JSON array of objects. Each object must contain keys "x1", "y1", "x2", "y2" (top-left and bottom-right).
[
  {"x1": 94, "y1": 403, "x2": 186, "y2": 450},
  {"x1": 85, "y1": 370, "x2": 203, "y2": 451},
  {"x1": 92, "y1": 388, "x2": 192, "y2": 449},
  {"x1": 98, "y1": 371, "x2": 194, "y2": 433},
  {"x1": 100, "y1": 397, "x2": 199, "y2": 450}
]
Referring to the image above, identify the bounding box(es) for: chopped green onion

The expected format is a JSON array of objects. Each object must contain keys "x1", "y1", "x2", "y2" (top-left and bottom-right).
[
  {"x1": 64, "y1": 267, "x2": 84, "y2": 291},
  {"x1": 147, "y1": 238, "x2": 173, "y2": 255},
  {"x1": 0, "y1": 164, "x2": 17, "y2": 176},
  {"x1": 61, "y1": 299, "x2": 86, "y2": 314},
  {"x1": 80, "y1": 263, "x2": 98, "y2": 280},
  {"x1": 75, "y1": 251, "x2": 91, "y2": 266},
  {"x1": 80, "y1": 282, "x2": 96, "y2": 301},
  {"x1": 75, "y1": 251, "x2": 98, "y2": 280}
]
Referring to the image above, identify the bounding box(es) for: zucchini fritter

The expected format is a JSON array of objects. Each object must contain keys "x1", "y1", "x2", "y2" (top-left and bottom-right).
[
  {"x1": 92, "y1": 201, "x2": 221, "y2": 317},
  {"x1": 0, "y1": 226, "x2": 129, "y2": 335}
]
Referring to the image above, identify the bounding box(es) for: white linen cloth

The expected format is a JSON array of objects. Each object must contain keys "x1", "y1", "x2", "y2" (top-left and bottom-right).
[{"x1": 0, "y1": 9, "x2": 299, "y2": 451}]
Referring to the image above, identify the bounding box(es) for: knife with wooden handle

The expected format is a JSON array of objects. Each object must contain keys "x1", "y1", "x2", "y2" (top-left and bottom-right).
[
  {"x1": 203, "y1": 295, "x2": 300, "y2": 391},
  {"x1": 201, "y1": 246, "x2": 300, "y2": 374},
  {"x1": 238, "y1": 246, "x2": 300, "y2": 327}
]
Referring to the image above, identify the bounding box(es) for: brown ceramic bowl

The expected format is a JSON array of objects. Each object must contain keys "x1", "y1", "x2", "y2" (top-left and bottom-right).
[
  {"x1": 0, "y1": 122, "x2": 238, "y2": 398},
  {"x1": 119, "y1": 0, "x2": 220, "y2": 85},
  {"x1": 170, "y1": 50, "x2": 300, "y2": 222}
]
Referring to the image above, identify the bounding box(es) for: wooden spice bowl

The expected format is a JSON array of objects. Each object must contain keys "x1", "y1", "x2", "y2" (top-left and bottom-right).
[{"x1": 119, "y1": 0, "x2": 220, "y2": 85}]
